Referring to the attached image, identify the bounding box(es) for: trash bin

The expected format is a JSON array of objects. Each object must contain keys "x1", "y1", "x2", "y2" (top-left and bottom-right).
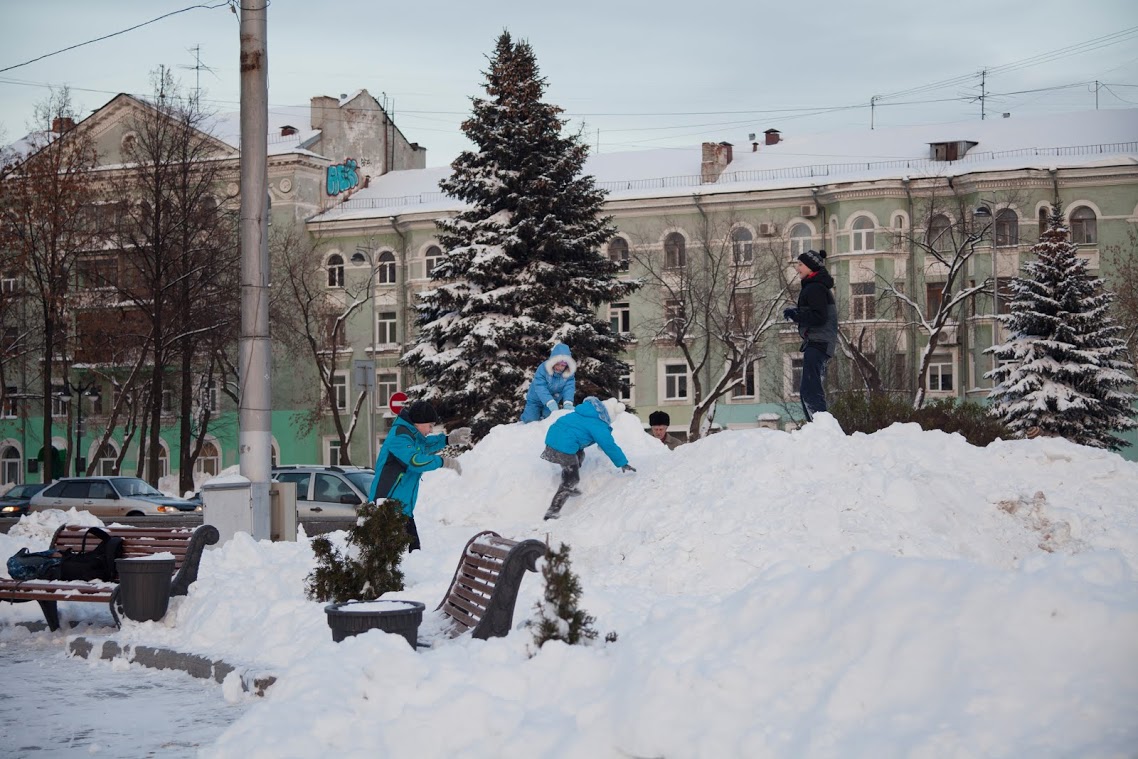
[
  {"x1": 325, "y1": 600, "x2": 426, "y2": 647},
  {"x1": 115, "y1": 557, "x2": 176, "y2": 623}
]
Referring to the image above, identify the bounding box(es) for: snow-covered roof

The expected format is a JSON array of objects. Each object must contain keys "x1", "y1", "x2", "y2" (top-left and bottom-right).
[
  {"x1": 311, "y1": 108, "x2": 1138, "y2": 222},
  {"x1": 207, "y1": 104, "x2": 323, "y2": 157}
]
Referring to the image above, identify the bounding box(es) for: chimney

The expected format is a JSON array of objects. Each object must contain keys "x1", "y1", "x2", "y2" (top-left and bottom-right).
[
  {"x1": 51, "y1": 116, "x2": 76, "y2": 134},
  {"x1": 700, "y1": 141, "x2": 734, "y2": 183},
  {"x1": 752, "y1": 142, "x2": 759, "y2": 153},
  {"x1": 280, "y1": 125, "x2": 298, "y2": 137},
  {"x1": 764, "y1": 128, "x2": 781, "y2": 146},
  {"x1": 310, "y1": 95, "x2": 338, "y2": 131}
]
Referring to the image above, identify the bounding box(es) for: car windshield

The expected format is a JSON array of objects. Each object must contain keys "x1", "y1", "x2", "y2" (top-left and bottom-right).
[
  {"x1": 346, "y1": 471, "x2": 374, "y2": 492},
  {"x1": 4, "y1": 484, "x2": 40, "y2": 498},
  {"x1": 111, "y1": 477, "x2": 164, "y2": 497}
]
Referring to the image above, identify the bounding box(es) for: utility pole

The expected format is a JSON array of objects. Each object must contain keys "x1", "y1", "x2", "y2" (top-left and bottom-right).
[
  {"x1": 980, "y1": 69, "x2": 987, "y2": 120},
  {"x1": 870, "y1": 95, "x2": 878, "y2": 130},
  {"x1": 238, "y1": 0, "x2": 272, "y2": 536}
]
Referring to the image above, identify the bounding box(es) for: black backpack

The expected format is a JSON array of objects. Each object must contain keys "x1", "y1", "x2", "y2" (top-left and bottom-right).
[{"x1": 58, "y1": 527, "x2": 125, "y2": 582}]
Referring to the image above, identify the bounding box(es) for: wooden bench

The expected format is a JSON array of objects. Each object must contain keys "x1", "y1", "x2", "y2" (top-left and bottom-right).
[
  {"x1": 434, "y1": 530, "x2": 547, "y2": 640},
  {"x1": 0, "y1": 524, "x2": 219, "y2": 631}
]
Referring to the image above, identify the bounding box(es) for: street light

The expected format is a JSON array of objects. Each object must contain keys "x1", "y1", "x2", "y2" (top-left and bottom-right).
[{"x1": 57, "y1": 377, "x2": 101, "y2": 476}]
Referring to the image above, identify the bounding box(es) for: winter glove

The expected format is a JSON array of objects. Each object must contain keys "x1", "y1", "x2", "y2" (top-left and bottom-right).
[
  {"x1": 621, "y1": 464, "x2": 636, "y2": 473},
  {"x1": 783, "y1": 308, "x2": 798, "y2": 322},
  {"x1": 441, "y1": 457, "x2": 462, "y2": 475},
  {"x1": 546, "y1": 399, "x2": 558, "y2": 413},
  {"x1": 447, "y1": 427, "x2": 472, "y2": 447},
  {"x1": 562, "y1": 400, "x2": 574, "y2": 409}
]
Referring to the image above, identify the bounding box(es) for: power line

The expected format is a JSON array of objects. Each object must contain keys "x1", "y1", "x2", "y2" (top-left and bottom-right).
[{"x1": 0, "y1": 3, "x2": 232, "y2": 75}]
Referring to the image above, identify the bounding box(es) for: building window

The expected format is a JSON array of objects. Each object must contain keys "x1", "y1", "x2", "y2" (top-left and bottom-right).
[
  {"x1": 609, "y1": 302, "x2": 630, "y2": 334},
  {"x1": 928, "y1": 354, "x2": 954, "y2": 392},
  {"x1": 730, "y1": 291, "x2": 753, "y2": 333},
  {"x1": 851, "y1": 282, "x2": 876, "y2": 320},
  {"x1": 196, "y1": 441, "x2": 220, "y2": 477},
  {"x1": 663, "y1": 363, "x2": 689, "y2": 401},
  {"x1": 330, "y1": 373, "x2": 348, "y2": 410},
  {"x1": 376, "y1": 372, "x2": 398, "y2": 411},
  {"x1": 927, "y1": 214, "x2": 952, "y2": 253},
  {"x1": 1038, "y1": 207, "x2": 1050, "y2": 235},
  {"x1": 2, "y1": 385, "x2": 17, "y2": 418},
  {"x1": 326, "y1": 254, "x2": 344, "y2": 288},
  {"x1": 994, "y1": 209, "x2": 1019, "y2": 247},
  {"x1": 206, "y1": 381, "x2": 219, "y2": 412},
  {"x1": 786, "y1": 355, "x2": 804, "y2": 399},
  {"x1": 1070, "y1": 206, "x2": 1097, "y2": 245},
  {"x1": 78, "y1": 256, "x2": 118, "y2": 289},
  {"x1": 424, "y1": 245, "x2": 442, "y2": 277},
  {"x1": 51, "y1": 386, "x2": 68, "y2": 417},
  {"x1": 608, "y1": 237, "x2": 630, "y2": 271},
  {"x1": 95, "y1": 443, "x2": 117, "y2": 476},
  {"x1": 996, "y1": 280, "x2": 1014, "y2": 315},
  {"x1": 926, "y1": 282, "x2": 945, "y2": 315},
  {"x1": 731, "y1": 360, "x2": 757, "y2": 399},
  {"x1": 377, "y1": 251, "x2": 397, "y2": 284},
  {"x1": 323, "y1": 316, "x2": 346, "y2": 348},
  {"x1": 326, "y1": 438, "x2": 342, "y2": 466},
  {"x1": 376, "y1": 311, "x2": 397, "y2": 346},
  {"x1": 664, "y1": 299, "x2": 685, "y2": 337},
  {"x1": 618, "y1": 363, "x2": 634, "y2": 405},
  {"x1": 1, "y1": 446, "x2": 19, "y2": 485},
  {"x1": 731, "y1": 228, "x2": 753, "y2": 264},
  {"x1": 0, "y1": 273, "x2": 16, "y2": 293},
  {"x1": 664, "y1": 232, "x2": 686, "y2": 268},
  {"x1": 851, "y1": 216, "x2": 875, "y2": 252},
  {"x1": 788, "y1": 223, "x2": 812, "y2": 259}
]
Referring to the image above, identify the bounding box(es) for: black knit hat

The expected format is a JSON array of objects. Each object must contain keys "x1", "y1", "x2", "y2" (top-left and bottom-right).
[
  {"x1": 648, "y1": 410, "x2": 670, "y2": 426},
  {"x1": 798, "y1": 248, "x2": 827, "y2": 272},
  {"x1": 401, "y1": 400, "x2": 438, "y2": 425}
]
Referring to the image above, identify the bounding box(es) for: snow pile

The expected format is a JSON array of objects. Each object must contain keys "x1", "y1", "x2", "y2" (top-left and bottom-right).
[{"x1": 2, "y1": 409, "x2": 1136, "y2": 757}]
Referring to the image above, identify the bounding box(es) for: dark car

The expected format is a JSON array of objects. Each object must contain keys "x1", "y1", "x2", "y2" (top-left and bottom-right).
[
  {"x1": 0, "y1": 483, "x2": 49, "y2": 516},
  {"x1": 28, "y1": 477, "x2": 200, "y2": 517}
]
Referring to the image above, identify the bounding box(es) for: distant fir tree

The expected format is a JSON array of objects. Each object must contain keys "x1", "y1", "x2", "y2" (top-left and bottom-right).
[
  {"x1": 401, "y1": 32, "x2": 638, "y2": 438},
  {"x1": 985, "y1": 206, "x2": 1136, "y2": 449}
]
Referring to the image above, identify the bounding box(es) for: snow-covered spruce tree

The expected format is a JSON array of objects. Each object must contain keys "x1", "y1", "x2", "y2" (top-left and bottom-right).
[
  {"x1": 401, "y1": 32, "x2": 638, "y2": 438},
  {"x1": 985, "y1": 206, "x2": 1137, "y2": 449},
  {"x1": 531, "y1": 542, "x2": 615, "y2": 649}
]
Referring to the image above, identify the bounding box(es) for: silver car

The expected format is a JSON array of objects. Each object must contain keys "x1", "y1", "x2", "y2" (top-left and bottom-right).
[
  {"x1": 28, "y1": 477, "x2": 200, "y2": 517},
  {"x1": 271, "y1": 465, "x2": 373, "y2": 517}
]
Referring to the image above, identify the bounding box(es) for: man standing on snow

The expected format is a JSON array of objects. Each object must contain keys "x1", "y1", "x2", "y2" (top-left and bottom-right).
[
  {"x1": 783, "y1": 249, "x2": 838, "y2": 422},
  {"x1": 520, "y1": 342, "x2": 577, "y2": 423},
  {"x1": 540, "y1": 396, "x2": 634, "y2": 520},
  {"x1": 368, "y1": 400, "x2": 470, "y2": 551}
]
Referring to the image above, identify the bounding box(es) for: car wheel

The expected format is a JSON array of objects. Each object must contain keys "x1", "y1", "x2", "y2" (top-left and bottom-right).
[{"x1": 126, "y1": 510, "x2": 146, "y2": 517}]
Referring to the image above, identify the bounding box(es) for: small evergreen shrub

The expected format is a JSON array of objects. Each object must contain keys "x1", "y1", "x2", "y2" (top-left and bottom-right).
[
  {"x1": 305, "y1": 499, "x2": 413, "y2": 604},
  {"x1": 531, "y1": 542, "x2": 616, "y2": 650},
  {"x1": 829, "y1": 391, "x2": 1010, "y2": 447}
]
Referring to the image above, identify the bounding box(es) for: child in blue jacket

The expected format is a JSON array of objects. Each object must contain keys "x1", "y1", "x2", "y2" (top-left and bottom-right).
[
  {"x1": 520, "y1": 342, "x2": 576, "y2": 423},
  {"x1": 541, "y1": 396, "x2": 635, "y2": 520}
]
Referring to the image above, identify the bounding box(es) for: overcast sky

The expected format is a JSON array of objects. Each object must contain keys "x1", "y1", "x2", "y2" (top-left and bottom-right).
[{"x1": 2, "y1": 1, "x2": 1137, "y2": 167}]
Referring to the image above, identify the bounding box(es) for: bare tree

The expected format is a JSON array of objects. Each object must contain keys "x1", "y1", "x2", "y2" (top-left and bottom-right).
[
  {"x1": 1103, "y1": 226, "x2": 1138, "y2": 373},
  {"x1": 269, "y1": 228, "x2": 372, "y2": 464},
  {"x1": 0, "y1": 88, "x2": 101, "y2": 481},
  {"x1": 104, "y1": 69, "x2": 239, "y2": 487},
  {"x1": 629, "y1": 198, "x2": 793, "y2": 439}
]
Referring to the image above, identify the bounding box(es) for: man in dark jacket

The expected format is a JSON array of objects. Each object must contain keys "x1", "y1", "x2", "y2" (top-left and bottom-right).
[
  {"x1": 783, "y1": 249, "x2": 839, "y2": 421},
  {"x1": 367, "y1": 400, "x2": 469, "y2": 551}
]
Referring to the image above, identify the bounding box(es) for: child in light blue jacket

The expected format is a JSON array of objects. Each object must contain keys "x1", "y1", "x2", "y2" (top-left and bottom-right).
[
  {"x1": 520, "y1": 342, "x2": 576, "y2": 423},
  {"x1": 541, "y1": 396, "x2": 634, "y2": 520}
]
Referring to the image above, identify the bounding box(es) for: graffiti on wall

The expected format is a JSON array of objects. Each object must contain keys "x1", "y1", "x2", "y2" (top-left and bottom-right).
[{"x1": 326, "y1": 158, "x2": 359, "y2": 196}]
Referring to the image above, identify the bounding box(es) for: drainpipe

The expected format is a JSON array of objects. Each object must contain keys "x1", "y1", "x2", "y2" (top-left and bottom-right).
[
  {"x1": 1048, "y1": 166, "x2": 1060, "y2": 206},
  {"x1": 391, "y1": 214, "x2": 411, "y2": 415},
  {"x1": 902, "y1": 176, "x2": 918, "y2": 392}
]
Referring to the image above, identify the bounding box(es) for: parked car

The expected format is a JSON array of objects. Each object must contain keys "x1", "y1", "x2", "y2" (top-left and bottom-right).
[
  {"x1": 0, "y1": 483, "x2": 49, "y2": 516},
  {"x1": 271, "y1": 465, "x2": 373, "y2": 517},
  {"x1": 28, "y1": 477, "x2": 200, "y2": 518}
]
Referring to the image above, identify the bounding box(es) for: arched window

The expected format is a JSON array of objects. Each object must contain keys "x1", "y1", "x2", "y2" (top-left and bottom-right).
[
  {"x1": 995, "y1": 209, "x2": 1019, "y2": 247},
  {"x1": 788, "y1": 223, "x2": 812, "y2": 258},
  {"x1": 731, "y1": 228, "x2": 753, "y2": 264},
  {"x1": 664, "y1": 232, "x2": 686, "y2": 268},
  {"x1": 350, "y1": 251, "x2": 368, "y2": 264},
  {"x1": 424, "y1": 245, "x2": 443, "y2": 277},
  {"x1": 1070, "y1": 206, "x2": 1097, "y2": 245},
  {"x1": 96, "y1": 442, "x2": 118, "y2": 476},
  {"x1": 851, "y1": 216, "x2": 875, "y2": 252},
  {"x1": 377, "y1": 251, "x2": 397, "y2": 284},
  {"x1": 1, "y1": 445, "x2": 19, "y2": 485},
  {"x1": 326, "y1": 254, "x2": 344, "y2": 288},
  {"x1": 1038, "y1": 207, "x2": 1050, "y2": 235},
  {"x1": 927, "y1": 214, "x2": 952, "y2": 253},
  {"x1": 608, "y1": 237, "x2": 630, "y2": 271},
  {"x1": 196, "y1": 441, "x2": 220, "y2": 477}
]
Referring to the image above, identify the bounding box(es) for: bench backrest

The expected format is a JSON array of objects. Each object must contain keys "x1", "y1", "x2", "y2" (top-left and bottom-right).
[
  {"x1": 437, "y1": 530, "x2": 547, "y2": 640},
  {"x1": 51, "y1": 525, "x2": 202, "y2": 572}
]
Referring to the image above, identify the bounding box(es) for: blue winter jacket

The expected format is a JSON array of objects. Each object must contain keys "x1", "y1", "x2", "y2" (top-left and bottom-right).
[
  {"x1": 520, "y1": 342, "x2": 577, "y2": 422},
  {"x1": 545, "y1": 397, "x2": 629, "y2": 468},
  {"x1": 367, "y1": 412, "x2": 447, "y2": 516}
]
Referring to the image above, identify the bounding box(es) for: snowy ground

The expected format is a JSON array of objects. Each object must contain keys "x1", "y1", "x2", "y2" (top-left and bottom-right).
[{"x1": 1, "y1": 410, "x2": 1137, "y2": 758}]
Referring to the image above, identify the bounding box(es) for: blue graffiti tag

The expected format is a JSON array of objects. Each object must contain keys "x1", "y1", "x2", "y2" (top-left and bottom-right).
[{"x1": 326, "y1": 158, "x2": 360, "y2": 196}]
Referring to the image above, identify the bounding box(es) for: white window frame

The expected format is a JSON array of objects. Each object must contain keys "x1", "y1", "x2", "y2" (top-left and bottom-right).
[
  {"x1": 326, "y1": 254, "x2": 345, "y2": 288},
  {"x1": 788, "y1": 223, "x2": 813, "y2": 259},
  {"x1": 851, "y1": 216, "x2": 875, "y2": 253},
  {"x1": 730, "y1": 359, "x2": 758, "y2": 400},
  {"x1": 784, "y1": 353, "x2": 804, "y2": 400},
  {"x1": 206, "y1": 381, "x2": 219, "y2": 412},
  {"x1": 376, "y1": 250, "x2": 397, "y2": 284},
  {"x1": 608, "y1": 237, "x2": 630, "y2": 272},
  {"x1": 663, "y1": 232, "x2": 686, "y2": 269},
  {"x1": 618, "y1": 363, "x2": 635, "y2": 406},
  {"x1": 195, "y1": 441, "x2": 220, "y2": 477},
  {"x1": 325, "y1": 438, "x2": 343, "y2": 466},
  {"x1": 851, "y1": 282, "x2": 876, "y2": 321},
  {"x1": 376, "y1": 371, "x2": 398, "y2": 411},
  {"x1": 1, "y1": 445, "x2": 21, "y2": 485},
  {"x1": 660, "y1": 361, "x2": 690, "y2": 402},
  {"x1": 731, "y1": 227, "x2": 754, "y2": 264},
  {"x1": 664, "y1": 298, "x2": 685, "y2": 338},
  {"x1": 423, "y1": 245, "x2": 443, "y2": 278},
  {"x1": 609, "y1": 302, "x2": 630, "y2": 334},
  {"x1": 0, "y1": 275, "x2": 15, "y2": 294},
  {"x1": 376, "y1": 311, "x2": 398, "y2": 346},
  {"x1": 1070, "y1": 206, "x2": 1097, "y2": 245},
  {"x1": 927, "y1": 353, "x2": 955, "y2": 393},
  {"x1": 331, "y1": 372, "x2": 348, "y2": 411},
  {"x1": 95, "y1": 441, "x2": 119, "y2": 476}
]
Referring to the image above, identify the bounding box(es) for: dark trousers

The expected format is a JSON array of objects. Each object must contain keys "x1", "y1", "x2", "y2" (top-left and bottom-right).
[
  {"x1": 800, "y1": 343, "x2": 831, "y2": 422},
  {"x1": 560, "y1": 451, "x2": 584, "y2": 491},
  {"x1": 405, "y1": 515, "x2": 421, "y2": 552}
]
